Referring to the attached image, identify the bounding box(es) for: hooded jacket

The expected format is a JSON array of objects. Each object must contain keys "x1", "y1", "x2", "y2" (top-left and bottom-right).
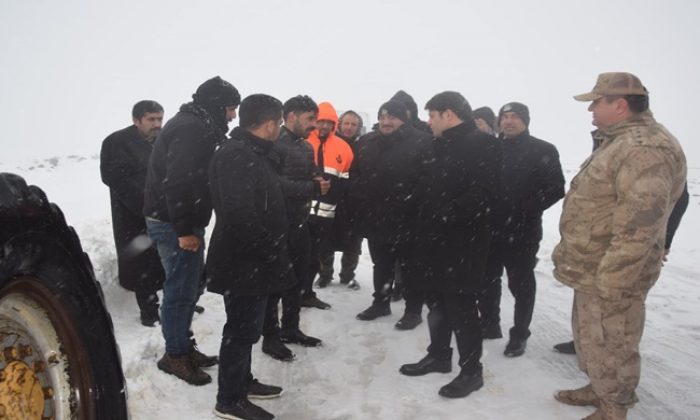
[
  {"x1": 552, "y1": 111, "x2": 687, "y2": 300},
  {"x1": 306, "y1": 102, "x2": 354, "y2": 223}
]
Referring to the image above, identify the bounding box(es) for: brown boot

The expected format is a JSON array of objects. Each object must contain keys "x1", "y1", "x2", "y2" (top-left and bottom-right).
[
  {"x1": 555, "y1": 384, "x2": 599, "y2": 407},
  {"x1": 582, "y1": 401, "x2": 628, "y2": 420},
  {"x1": 157, "y1": 353, "x2": 211, "y2": 385}
]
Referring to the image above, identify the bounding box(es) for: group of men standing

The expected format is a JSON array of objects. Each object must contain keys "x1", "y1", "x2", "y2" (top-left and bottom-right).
[{"x1": 100, "y1": 71, "x2": 686, "y2": 420}]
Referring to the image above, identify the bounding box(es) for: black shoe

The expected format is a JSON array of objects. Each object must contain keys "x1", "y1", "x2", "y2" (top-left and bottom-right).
[
  {"x1": 262, "y1": 336, "x2": 295, "y2": 362},
  {"x1": 315, "y1": 276, "x2": 332, "y2": 288},
  {"x1": 300, "y1": 295, "x2": 331, "y2": 310},
  {"x1": 439, "y1": 371, "x2": 484, "y2": 398},
  {"x1": 553, "y1": 340, "x2": 576, "y2": 355},
  {"x1": 194, "y1": 304, "x2": 205, "y2": 314},
  {"x1": 482, "y1": 324, "x2": 503, "y2": 339},
  {"x1": 140, "y1": 307, "x2": 160, "y2": 327},
  {"x1": 248, "y1": 378, "x2": 283, "y2": 399},
  {"x1": 214, "y1": 398, "x2": 274, "y2": 420},
  {"x1": 356, "y1": 304, "x2": 391, "y2": 321},
  {"x1": 190, "y1": 339, "x2": 218, "y2": 367},
  {"x1": 157, "y1": 353, "x2": 212, "y2": 385},
  {"x1": 399, "y1": 353, "x2": 452, "y2": 376},
  {"x1": 346, "y1": 279, "x2": 361, "y2": 290},
  {"x1": 391, "y1": 287, "x2": 403, "y2": 302},
  {"x1": 504, "y1": 338, "x2": 528, "y2": 357},
  {"x1": 394, "y1": 313, "x2": 422, "y2": 330},
  {"x1": 280, "y1": 328, "x2": 322, "y2": 347}
]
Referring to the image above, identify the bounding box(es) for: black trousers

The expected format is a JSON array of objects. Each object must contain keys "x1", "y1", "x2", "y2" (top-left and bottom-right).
[
  {"x1": 318, "y1": 237, "x2": 362, "y2": 283},
  {"x1": 478, "y1": 239, "x2": 539, "y2": 340},
  {"x1": 217, "y1": 294, "x2": 268, "y2": 404},
  {"x1": 367, "y1": 237, "x2": 423, "y2": 314},
  {"x1": 305, "y1": 221, "x2": 333, "y2": 299},
  {"x1": 263, "y1": 223, "x2": 310, "y2": 336},
  {"x1": 425, "y1": 290, "x2": 483, "y2": 375}
]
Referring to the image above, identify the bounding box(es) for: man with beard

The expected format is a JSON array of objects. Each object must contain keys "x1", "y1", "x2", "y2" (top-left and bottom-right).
[
  {"x1": 144, "y1": 76, "x2": 240, "y2": 385},
  {"x1": 100, "y1": 100, "x2": 166, "y2": 327},
  {"x1": 317, "y1": 110, "x2": 364, "y2": 290},
  {"x1": 261, "y1": 95, "x2": 329, "y2": 362},
  {"x1": 400, "y1": 91, "x2": 500, "y2": 399},
  {"x1": 478, "y1": 102, "x2": 565, "y2": 358},
  {"x1": 302, "y1": 101, "x2": 354, "y2": 310},
  {"x1": 552, "y1": 73, "x2": 686, "y2": 420},
  {"x1": 207, "y1": 94, "x2": 289, "y2": 420},
  {"x1": 351, "y1": 100, "x2": 431, "y2": 330}
]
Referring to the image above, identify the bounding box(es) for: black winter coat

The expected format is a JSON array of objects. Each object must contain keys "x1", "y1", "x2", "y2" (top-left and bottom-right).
[
  {"x1": 491, "y1": 130, "x2": 565, "y2": 243},
  {"x1": 349, "y1": 124, "x2": 432, "y2": 244},
  {"x1": 100, "y1": 125, "x2": 165, "y2": 291},
  {"x1": 270, "y1": 127, "x2": 320, "y2": 228},
  {"x1": 206, "y1": 128, "x2": 294, "y2": 296},
  {"x1": 143, "y1": 106, "x2": 224, "y2": 236},
  {"x1": 409, "y1": 121, "x2": 501, "y2": 293}
]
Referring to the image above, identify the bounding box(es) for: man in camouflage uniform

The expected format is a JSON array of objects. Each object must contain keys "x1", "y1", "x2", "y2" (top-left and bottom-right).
[{"x1": 552, "y1": 72, "x2": 687, "y2": 420}]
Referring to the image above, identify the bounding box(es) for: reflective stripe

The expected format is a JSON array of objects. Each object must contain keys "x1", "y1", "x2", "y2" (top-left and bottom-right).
[
  {"x1": 323, "y1": 166, "x2": 350, "y2": 179},
  {"x1": 311, "y1": 208, "x2": 336, "y2": 218},
  {"x1": 310, "y1": 200, "x2": 336, "y2": 218},
  {"x1": 310, "y1": 200, "x2": 336, "y2": 211}
]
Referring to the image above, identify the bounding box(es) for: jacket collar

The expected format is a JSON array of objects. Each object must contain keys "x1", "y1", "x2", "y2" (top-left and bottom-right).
[
  {"x1": 592, "y1": 110, "x2": 656, "y2": 145},
  {"x1": 441, "y1": 119, "x2": 477, "y2": 140}
]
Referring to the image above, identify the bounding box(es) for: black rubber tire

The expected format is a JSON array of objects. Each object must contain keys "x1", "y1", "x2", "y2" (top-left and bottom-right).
[{"x1": 0, "y1": 172, "x2": 128, "y2": 420}]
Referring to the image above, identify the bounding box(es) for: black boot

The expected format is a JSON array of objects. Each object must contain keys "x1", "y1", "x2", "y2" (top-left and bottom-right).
[
  {"x1": 399, "y1": 352, "x2": 452, "y2": 376},
  {"x1": 247, "y1": 378, "x2": 283, "y2": 399},
  {"x1": 356, "y1": 303, "x2": 391, "y2": 321},
  {"x1": 262, "y1": 335, "x2": 295, "y2": 362},
  {"x1": 394, "y1": 312, "x2": 422, "y2": 330},
  {"x1": 214, "y1": 398, "x2": 274, "y2": 420},
  {"x1": 553, "y1": 340, "x2": 576, "y2": 354},
  {"x1": 504, "y1": 337, "x2": 528, "y2": 357},
  {"x1": 280, "y1": 328, "x2": 322, "y2": 347},
  {"x1": 300, "y1": 294, "x2": 332, "y2": 310},
  {"x1": 439, "y1": 371, "x2": 484, "y2": 398},
  {"x1": 190, "y1": 339, "x2": 218, "y2": 367},
  {"x1": 140, "y1": 304, "x2": 160, "y2": 327}
]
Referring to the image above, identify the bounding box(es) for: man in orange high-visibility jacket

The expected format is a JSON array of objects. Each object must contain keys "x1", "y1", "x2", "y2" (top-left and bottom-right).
[{"x1": 301, "y1": 101, "x2": 354, "y2": 310}]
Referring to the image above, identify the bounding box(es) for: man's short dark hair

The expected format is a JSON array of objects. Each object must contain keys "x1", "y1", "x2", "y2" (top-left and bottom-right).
[
  {"x1": 605, "y1": 94, "x2": 649, "y2": 113},
  {"x1": 282, "y1": 95, "x2": 318, "y2": 120},
  {"x1": 425, "y1": 91, "x2": 472, "y2": 122},
  {"x1": 239, "y1": 94, "x2": 283, "y2": 130},
  {"x1": 132, "y1": 100, "x2": 163, "y2": 120}
]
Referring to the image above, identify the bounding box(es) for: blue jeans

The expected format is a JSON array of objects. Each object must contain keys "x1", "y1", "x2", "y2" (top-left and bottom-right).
[
  {"x1": 217, "y1": 294, "x2": 268, "y2": 404},
  {"x1": 146, "y1": 219, "x2": 205, "y2": 356}
]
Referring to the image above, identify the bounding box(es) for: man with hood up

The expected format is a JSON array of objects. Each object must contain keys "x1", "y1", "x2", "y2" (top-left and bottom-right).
[
  {"x1": 390, "y1": 90, "x2": 432, "y2": 134},
  {"x1": 144, "y1": 76, "x2": 240, "y2": 385},
  {"x1": 302, "y1": 102, "x2": 354, "y2": 310}
]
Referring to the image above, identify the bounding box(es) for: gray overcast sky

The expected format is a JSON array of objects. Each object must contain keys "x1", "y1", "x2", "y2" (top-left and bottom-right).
[{"x1": 1, "y1": 0, "x2": 698, "y2": 167}]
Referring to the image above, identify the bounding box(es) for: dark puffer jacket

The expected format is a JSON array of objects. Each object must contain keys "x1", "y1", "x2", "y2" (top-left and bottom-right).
[
  {"x1": 349, "y1": 124, "x2": 432, "y2": 244},
  {"x1": 206, "y1": 127, "x2": 294, "y2": 296},
  {"x1": 270, "y1": 126, "x2": 320, "y2": 228},
  {"x1": 491, "y1": 130, "x2": 565, "y2": 243},
  {"x1": 409, "y1": 120, "x2": 501, "y2": 293},
  {"x1": 143, "y1": 105, "x2": 225, "y2": 236}
]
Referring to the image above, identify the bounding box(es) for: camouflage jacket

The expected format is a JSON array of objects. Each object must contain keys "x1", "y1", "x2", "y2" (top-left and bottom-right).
[{"x1": 552, "y1": 111, "x2": 686, "y2": 300}]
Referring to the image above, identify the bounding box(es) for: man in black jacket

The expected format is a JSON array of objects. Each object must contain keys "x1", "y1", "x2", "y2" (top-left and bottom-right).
[
  {"x1": 399, "y1": 91, "x2": 500, "y2": 399},
  {"x1": 479, "y1": 102, "x2": 565, "y2": 358},
  {"x1": 207, "y1": 94, "x2": 290, "y2": 420},
  {"x1": 144, "y1": 76, "x2": 240, "y2": 385},
  {"x1": 100, "y1": 100, "x2": 165, "y2": 327},
  {"x1": 351, "y1": 100, "x2": 431, "y2": 330},
  {"x1": 261, "y1": 95, "x2": 329, "y2": 362}
]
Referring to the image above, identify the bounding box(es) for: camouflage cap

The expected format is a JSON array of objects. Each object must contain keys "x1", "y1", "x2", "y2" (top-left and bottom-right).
[{"x1": 574, "y1": 72, "x2": 648, "y2": 101}]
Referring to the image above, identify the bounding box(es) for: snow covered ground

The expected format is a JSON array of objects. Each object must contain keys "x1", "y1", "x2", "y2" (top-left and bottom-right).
[{"x1": 1, "y1": 156, "x2": 698, "y2": 420}]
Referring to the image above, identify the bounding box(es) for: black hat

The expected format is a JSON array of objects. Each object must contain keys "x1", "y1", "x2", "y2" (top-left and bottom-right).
[
  {"x1": 193, "y1": 76, "x2": 241, "y2": 108},
  {"x1": 498, "y1": 102, "x2": 530, "y2": 127},
  {"x1": 473, "y1": 106, "x2": 496, "y2": 131},
  {"x1": 378, "y1": 100, "x2": 409, "y2": 123},
  {"x1": 390, "y1": 90, "x2": 419, "y2": 121}
]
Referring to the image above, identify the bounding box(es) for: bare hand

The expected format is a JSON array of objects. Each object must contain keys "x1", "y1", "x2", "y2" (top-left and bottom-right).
[
  {"x1": 662, "y1": 248, "x2": 670, "y2": 265},
  {"x1": 178, "y1": 235, "x2": 201, "y2": 252},
  {"x1": 315, "y1": 176, "x2": 330, "y2": 195}
]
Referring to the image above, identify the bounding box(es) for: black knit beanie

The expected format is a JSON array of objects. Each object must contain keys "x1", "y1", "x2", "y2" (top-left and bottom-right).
[
  {"x1": 378, "y1": 100, "x2": 409, "y2": 123},
  {"x1": 498, "y1": 102, "x2": 530, "y2": 127},
  {"x1": 192, "y1": 76, "x2": 241, "y2": 108},
  {"x1": 473, "y1": 106, "x2": 496, "y2": 131}
]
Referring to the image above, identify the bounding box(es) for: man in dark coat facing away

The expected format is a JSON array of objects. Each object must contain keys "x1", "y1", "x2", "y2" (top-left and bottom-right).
[
  {"x1": 101, "y1": 100, "x2": 166, "y2": 327},
  {"x1": 207, "y1": 94, "x2": 291, "y2": 420},
  {"x1": 400, "y1": 91, "x2": 500, "y2": 399},
  {"x1": 144, "y1": 76, "x2": 240, "y2": 386}
]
